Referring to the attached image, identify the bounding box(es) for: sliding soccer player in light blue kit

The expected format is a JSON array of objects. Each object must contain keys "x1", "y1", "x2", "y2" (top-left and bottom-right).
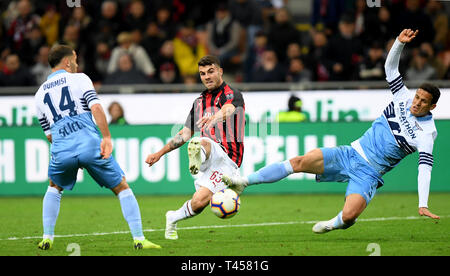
[
  {"x1": 35, "y1": 45, "x2": 160, "y2": 250},
  {"x1": 223, "y1": 29, "x2": 441, "y2": 233}
]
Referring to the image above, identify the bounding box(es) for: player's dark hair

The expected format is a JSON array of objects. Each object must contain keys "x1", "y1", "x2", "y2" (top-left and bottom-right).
[
  {"x1": 420, "y1": 83, "x2": 440, "y2": 105},
  {"x1": 198, "y1": 55, "x2": 221, "y2": 67},
  {"x1": 48, "y1": 45, "x2": 74, "y2": 68}
]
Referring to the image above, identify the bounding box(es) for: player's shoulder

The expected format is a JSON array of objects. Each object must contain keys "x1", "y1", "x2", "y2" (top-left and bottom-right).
[
  {"x1": 223, "y1": 83, "x2": 241, "y2": 95},
  {"x1": 416, "y1": 115, "x2": 437, "y2": 139},
  {"x1": 34, "y1": 84, "x2": 45, "y2": 100}
]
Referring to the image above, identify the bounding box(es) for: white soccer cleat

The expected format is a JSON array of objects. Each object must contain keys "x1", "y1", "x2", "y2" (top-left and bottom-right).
[
  {"x1": 312, "y1": 220, "x2": 335, "y2": 234},
  {"x1": 187, "y1": 137, "x2": 202, "y2": 175},
  {"x1": 221, "y1": 174, "x2": 248, "y2": 195},
  {"x1": 165, "y1": 211, "x2": 178, "y2": 240}
]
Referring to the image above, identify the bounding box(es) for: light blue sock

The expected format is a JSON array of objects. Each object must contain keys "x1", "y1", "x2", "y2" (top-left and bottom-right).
[
  {"x1": 332, "y1": 211, "x2": 355, "y2": 229},
  {"x1": 42, "y1": 186, "x2": 62, "y2": 239},
  {"x1": 247, "y1": 160, "x2": 294, "y2": 185},
  {"x1": 118, "y1": 189, "x2": 144, "y2": 240}
]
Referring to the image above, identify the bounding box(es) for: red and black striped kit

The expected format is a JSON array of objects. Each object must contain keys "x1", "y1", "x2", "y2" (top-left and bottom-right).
[{"x1": 185, "y1": 82, "x2": 245, "y2": 167}]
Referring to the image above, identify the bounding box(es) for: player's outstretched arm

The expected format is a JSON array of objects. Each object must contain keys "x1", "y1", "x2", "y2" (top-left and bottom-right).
[
  {"x1": 91, "y1": 103, "x2": 113, "y2": 159},
  {"x1": 198, "y1": 104, "x2": 236, "y2": 130},
  {"x1": 145, "y1": 126, "x2": 194, "y2": 167},
  {"x1": 384, "y1": 29, "x2": 418, "y2": 84}
]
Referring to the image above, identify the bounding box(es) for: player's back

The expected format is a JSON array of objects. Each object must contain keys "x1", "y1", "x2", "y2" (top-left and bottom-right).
[{"x1": 35, "y1": 70, "x2": 101, "y2": 159}]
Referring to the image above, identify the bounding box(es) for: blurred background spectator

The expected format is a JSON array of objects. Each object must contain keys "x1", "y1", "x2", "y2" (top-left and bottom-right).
[
  {"x1": 107, "y1": 31, "x2": 155, "y2": 78},
  {"x1": 405, "y1": 50, "x2": 437, "y2": 81},
  {"x1": 30, "y1": 45, "x2": 51, "y2": 84},
  {"x1": 0, "y1": 53, "x2": 36, "y2": 86},
  {"x1": 206, "y1": 3, "x2": 242, "y2": 72},
  {"x1": 153, "y1": 40, "x2": 182, "y2": 84},
  {"x1": 286, "y1": 57, "x2": 312, "y2": 82},
  {"x1": 357, "y1": 41, "x2": 385, "y2": 81},
  {"x1": 173, "y1": 20, "x2": 207, "y2": 79},
  {"x1": 251, "y1": 48, "x2": 286, "y2": 82},
  {"x1": 108, "y1": 101, "x2": 127, "y2": 125},
  {"x1": 325, "y1": 13, "x2": 363, "y2": 81},
  {"x1": 104, "y1": 52, "x2": 152, "y2": 85}
]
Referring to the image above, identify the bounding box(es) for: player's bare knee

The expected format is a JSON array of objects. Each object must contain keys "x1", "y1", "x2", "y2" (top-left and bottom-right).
[
  {"x1": 49, "y1": 180, "x2": 63, "y2": 192},
  {"x1": 111, "y1": 177, "x2": 129, "y2": 195},
  {"x1": 289, "y1": 156, "x2": 304, "y2": 172}
]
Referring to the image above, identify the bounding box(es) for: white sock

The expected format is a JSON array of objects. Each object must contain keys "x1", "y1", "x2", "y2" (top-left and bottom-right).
[
  {"x1": 330, "y1": 211, "x2": 355, "y2": 229},
  {"x1": 169, "y1": 200, "x2": 197, "y2": 224}
]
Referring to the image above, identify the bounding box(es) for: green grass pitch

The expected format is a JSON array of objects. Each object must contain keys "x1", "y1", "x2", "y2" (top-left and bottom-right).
[{"x1": 0, "y1": 193, "x2": 449, "y2": 256}]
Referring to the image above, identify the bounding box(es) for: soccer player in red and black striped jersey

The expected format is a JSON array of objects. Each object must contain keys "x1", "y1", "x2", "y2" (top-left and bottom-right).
[{"x1": 145, "y1": 55, "x2": 245, "y2": 240}]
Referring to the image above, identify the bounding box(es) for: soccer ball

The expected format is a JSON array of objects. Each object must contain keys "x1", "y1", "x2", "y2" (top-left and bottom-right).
[{"x1": 210, "y1": 189, "x2": 241, "y2": 219}]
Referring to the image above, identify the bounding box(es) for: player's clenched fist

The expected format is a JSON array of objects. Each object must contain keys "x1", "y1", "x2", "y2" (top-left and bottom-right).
[{"x1": 145, "y1": 153, "x2": 161, "y2": 167}]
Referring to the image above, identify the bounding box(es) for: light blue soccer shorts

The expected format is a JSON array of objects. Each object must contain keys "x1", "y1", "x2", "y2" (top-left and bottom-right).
[
  {"x1": 316, "y1": 146, "x2": 383, "y2": 205},
  {"x1": 48, "y1": 148, "x2": 124, "y2": 191}
]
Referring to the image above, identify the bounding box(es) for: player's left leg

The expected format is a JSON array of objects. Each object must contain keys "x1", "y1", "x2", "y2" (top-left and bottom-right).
[
  {"x1": 165, "y1": 187, "x2": 212, "y2": 240},
  {"x1": 111, "y1": 177, "x2": 161, "y2": 249},
  {"x1": 83, "y1": 151, "x2": 160, "y2": 249},
  {"x1": 39, "y1": 154, "x2": 79, "y2": 250},
  {"x1": 312, "y1": 194, "x2": 367, "y2": 234}
]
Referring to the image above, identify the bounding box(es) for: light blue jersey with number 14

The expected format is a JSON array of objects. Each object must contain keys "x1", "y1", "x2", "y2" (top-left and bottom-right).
[{"x1": 34, "y1": 70, "x2": 101, "y2": 160}]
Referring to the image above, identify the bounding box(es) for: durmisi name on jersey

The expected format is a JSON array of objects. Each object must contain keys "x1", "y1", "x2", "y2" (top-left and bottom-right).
[
  {"x1": 398, "y1": 102, "x2": 416, "y2": 139},
  {"x1": 59, "y1": 121, "x2": 85, "y2": 137},
  {"x1": 43, "y1": 77, "x2": 67, "y2": 90}
]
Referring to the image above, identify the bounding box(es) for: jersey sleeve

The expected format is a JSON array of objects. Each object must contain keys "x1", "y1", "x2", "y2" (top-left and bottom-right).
[
  {"x1": 35, "y1": 94, "x2": 51, "y2": 136},
  {"x1": 416, "y1": 133, "x2": 436, "y2": 208},
  {"x1": 223, "y1": 87, "x2": 244, "y2": 108},
  {"x1": 77, "y1": 73, "x2": 101, "y2": 109},
  {"x1": 385, "y1": 38, "x2": 412, "y2": 101},
  {"x1": 184, "y1": 100, "x2": 201, "y2": 132}
]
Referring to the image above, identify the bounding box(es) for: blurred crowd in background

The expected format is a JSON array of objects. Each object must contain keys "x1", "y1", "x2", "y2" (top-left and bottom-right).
[{"x1": 0, "y1": 0, "x2": 449, "y2": 87}]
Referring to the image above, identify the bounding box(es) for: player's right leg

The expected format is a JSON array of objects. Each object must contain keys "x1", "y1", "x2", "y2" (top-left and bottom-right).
[
  {"x1": 187, "y1": 137, "x2": 210, "y2": 175},
  {"x1": 38, "y1": 180, "x2": 63, "y2": 250},
  {"x1": 223, "y1": 148, "x2": 324, "y2": 194}
]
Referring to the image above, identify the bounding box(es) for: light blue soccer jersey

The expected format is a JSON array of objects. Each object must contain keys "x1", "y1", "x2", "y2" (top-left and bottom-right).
[
  {"x1": 35, "y1": 70, "x2": 124, "y2": 190},
  {"x1": 35, "y1": 70, "x2": 101, "y2": 159},
  {"x1": 318, "y1": 38, "x2": 437, "y2": 207},
  {"x1": 351, "y1": 40, "x2": 437, "y2": 186}
]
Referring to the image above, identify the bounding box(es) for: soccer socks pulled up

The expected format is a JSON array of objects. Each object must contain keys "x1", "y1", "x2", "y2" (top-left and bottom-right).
[
  {"x1": 118, "y1": 189, "x2": 145, "y2": 240},
  {"x1": 247, "y1": 160, "x2": 294, "y2": 185},
  {"x1": 331, "y1": 211, "x2": 355, "y2": 230},
  {"x1": 168, "y1": 200, "x2": 198, "y2": 224},
  {"x1": 42, "y1": 186, "x2": 62, "y2": 241}
]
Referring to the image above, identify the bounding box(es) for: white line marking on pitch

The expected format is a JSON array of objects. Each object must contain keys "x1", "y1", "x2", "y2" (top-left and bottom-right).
[{"x1": 2, "y1": 215, "x2": 447, "y2": 241}]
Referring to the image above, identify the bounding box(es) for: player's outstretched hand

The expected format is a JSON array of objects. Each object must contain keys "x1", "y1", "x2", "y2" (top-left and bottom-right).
[
  {"x1": 145, "y1": 153, "x2": 161, "y2": 167},
  {"x1": 100, "y1": 137, "x2": 113, "y2": 159},
  {"x1": 398, "y1": 29, "x2": 418, "y2": 44},
  {"x1": 418, "y1": 207, "x2": 440, "y2": 219}
]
